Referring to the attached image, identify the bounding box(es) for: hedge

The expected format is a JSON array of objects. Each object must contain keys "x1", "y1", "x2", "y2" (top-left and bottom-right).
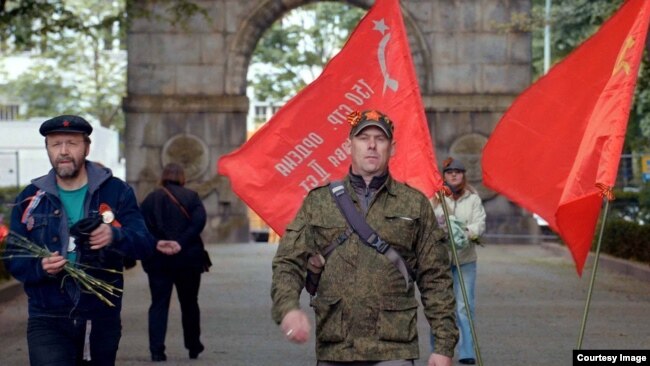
[
  {"x1": 0, "y1": 186, "x2": 22, "y2": 282},
  {"x1": 590, "y1": 187, "x2": 650, "y2": 265},
  {"x1": 601, "y1": 218, "x2": 650, "y2": 264},
  {"x1": 0, "y1": 185, "x2": 21, "y2": 220}
]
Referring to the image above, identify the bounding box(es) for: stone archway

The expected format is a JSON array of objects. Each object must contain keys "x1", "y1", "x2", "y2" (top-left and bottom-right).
[
  {"x1": 124, "y1": 0, "x2": 533, "y2": 243},
  {"x1": 224, "y1": 0, "x2": 431, "y2": 96}
]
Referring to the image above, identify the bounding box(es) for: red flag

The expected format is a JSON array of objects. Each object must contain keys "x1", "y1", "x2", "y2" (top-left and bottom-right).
[
  {"x1": 218, "y1": 0, "x2": 441, "y2": 235},
  {"x1": 482, "y1": 0, "x2": 650, "y2": 275}
]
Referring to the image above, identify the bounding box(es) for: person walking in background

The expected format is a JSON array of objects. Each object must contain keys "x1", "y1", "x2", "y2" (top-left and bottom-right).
[
  {"x1": 4, "y1": 115, "x2": 156, "y2": 366},
  {"x1": 140, "y1": 163, "x2": 207, "y2": 362},
  {"x1": 430, "y1": 157, "x2": 486, "y2": 365},
  {"x1": 271, "y1": 110, "x2": 458, "y2": 366}
]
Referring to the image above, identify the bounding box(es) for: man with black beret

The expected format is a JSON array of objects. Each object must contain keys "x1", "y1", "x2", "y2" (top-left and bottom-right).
[
  {"x1": 38, "y1": 114, "x2": 95, "y2": 136},
  {"x1": 4, "y1": 114, "x2": 157, "y2": 365}
]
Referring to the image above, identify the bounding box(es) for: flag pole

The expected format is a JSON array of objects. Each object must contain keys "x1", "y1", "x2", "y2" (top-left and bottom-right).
[
  {"x1": 437, "y1": 190, "x2": 483, "y2": 366},
  {"x1": 576, "y1": 195, "x2": 612, "y2": 349}
]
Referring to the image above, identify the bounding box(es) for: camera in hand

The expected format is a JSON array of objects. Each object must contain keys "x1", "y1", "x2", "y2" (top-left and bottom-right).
[{"x1": 69, "y1": 216, "x2": 103, "y2": 265}]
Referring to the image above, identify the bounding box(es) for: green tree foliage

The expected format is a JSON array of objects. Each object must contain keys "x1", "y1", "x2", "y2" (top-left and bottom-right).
[
  {"x1": 601, "y1": 218, "x2": 650, "y2": 263},
  {"x1": 0, "y1": 186, "x2": 19, "y2": 282},
  {"x1": 0, "y1": 0, "x2": 128, "y2": 129},
  {"x1": 529, "y1": 0, "x2": 624, "y2": 76},
  {"x1": 0, "y1": 185, "x2": 21, "y2": 222},
  {"x1": 0, "y1": 0, "x2": 206, "y2": 132},
  {"x1": 536, "y1": 0, "x2": 650, "y2": 156},
  {"x1": 611, "y1": 188, "x2": 650, "y2": 224},
  {"x1": 249, "y1": 2, "x2": 364, "y2": 102},
  {"x1": 0, "y1": 0, "x2": 207, "y2": 51},
  {"x1": 503, "y1": 0, "x2": 650, "y2": 152}
]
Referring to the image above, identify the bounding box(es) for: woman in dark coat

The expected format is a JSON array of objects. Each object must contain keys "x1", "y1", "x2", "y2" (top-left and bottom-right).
[{"x1": 140, "y1": 163, "x2": 207, "y2": 362}]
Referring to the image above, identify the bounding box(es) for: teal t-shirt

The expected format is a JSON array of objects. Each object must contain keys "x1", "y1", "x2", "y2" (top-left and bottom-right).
[{"x1": 58, "y1": 184, "x2": 88, "y2": 263}]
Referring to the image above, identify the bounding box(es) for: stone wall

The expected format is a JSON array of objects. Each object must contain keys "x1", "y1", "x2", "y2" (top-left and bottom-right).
[
  {"x1": 124, "y1": 0, "x2": 535, "y2": 243},
  {"x1": 412, "y1": 0, "x2": 537, "y2": 242}
]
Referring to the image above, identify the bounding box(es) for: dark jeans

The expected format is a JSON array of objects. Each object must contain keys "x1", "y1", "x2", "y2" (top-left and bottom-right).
[
  {"x1": 27, "y1": 315, "x2": 121, "y2": 366},
  {"x1": 147, "y1": 269, "x2": 202, "y2": 355}
]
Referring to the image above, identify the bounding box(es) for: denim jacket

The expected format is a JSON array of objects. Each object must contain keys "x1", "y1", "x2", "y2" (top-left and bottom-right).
[{"x1": 5, "y1": 161, "x2": 155, "y2": 319}]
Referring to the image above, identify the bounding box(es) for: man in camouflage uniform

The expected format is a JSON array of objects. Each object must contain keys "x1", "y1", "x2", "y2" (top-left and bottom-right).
[{"x1": 271, "y1": 110, "x2": 458, "y2": 366}]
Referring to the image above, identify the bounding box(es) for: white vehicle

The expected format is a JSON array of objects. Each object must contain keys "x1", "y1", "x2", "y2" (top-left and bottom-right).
[{"x1": 533, "y1": 213, "x2": 554, "y2": 236}]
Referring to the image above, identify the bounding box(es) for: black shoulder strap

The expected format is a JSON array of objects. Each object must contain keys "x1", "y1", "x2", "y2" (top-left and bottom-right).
[
  {"x1": 161, "y1": 186, "x2": 190, "y2": 219},
  {"x1": 329, "y1": 181, "x2": 414, "y2": 289}
]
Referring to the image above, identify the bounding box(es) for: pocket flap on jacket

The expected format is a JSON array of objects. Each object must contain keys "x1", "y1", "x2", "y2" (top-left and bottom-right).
[
  {"x1": 285, "y1": 220, "x2": 304, "y2": 232},
  {"x1": 311, "y1": 295, "x2": 341, "y2": 309}
]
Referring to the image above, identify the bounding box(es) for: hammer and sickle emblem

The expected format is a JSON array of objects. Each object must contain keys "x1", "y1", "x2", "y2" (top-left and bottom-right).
[
  {"x1": 612, "y1": 36, "x2": 635, "y2": 76},
  {"x1": 378, "y1": 34, "x2": 399, "y2": 94},
  {"x1": 373, "y1": 18, "x2": 399, "y2": 95}
]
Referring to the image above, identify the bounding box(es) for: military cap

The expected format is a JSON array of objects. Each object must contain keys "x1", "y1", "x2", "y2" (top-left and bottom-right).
[
  {"x1": 39, "y1": 115, "x2": 93, "y2": 136},
  {"x1": 442, "y1": 157, "x2": 466, "y2": 172},
  {"x1": 347, "y1": 110, "x2": 394, "y2": 139}
]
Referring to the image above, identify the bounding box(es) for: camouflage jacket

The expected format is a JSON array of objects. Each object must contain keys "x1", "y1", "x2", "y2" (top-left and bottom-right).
[{"x1": 271, "y1": 175, "x2": 458, "y2": 361}]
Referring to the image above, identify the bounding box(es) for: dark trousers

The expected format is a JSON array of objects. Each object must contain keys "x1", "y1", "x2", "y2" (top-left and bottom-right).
[
  {"x1": 27, "y1": 315, "x2": 121, "y2": 366},
  {"x1": 147, "y1": 269, "x2": 202, "y2": 355},
  {"x1": 317, "y1": 361, "x2": 414, "y2": 366}
]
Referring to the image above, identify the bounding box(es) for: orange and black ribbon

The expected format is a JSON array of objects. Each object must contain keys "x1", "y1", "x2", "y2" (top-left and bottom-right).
[
  {"x1": 346, "y1": 111, "x2": 361, "y2": 126},
  {"x1": 595, "y1": 183, "x2": 615, "y2": 201},
  {"x1": 99, "y1": 203, "x2": 122, "y2": 227}
]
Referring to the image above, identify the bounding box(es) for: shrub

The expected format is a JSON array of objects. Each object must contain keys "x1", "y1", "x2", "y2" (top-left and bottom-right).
[
  {"x1": 601, "y1": 218, "x2": 650, "y2": 264},
  {"x1": 0, "y1": 253, "x2": 9, "y2": 281},
  {"x1": 0, "y1": 186, "x2": 22, "y2": 282},
  {"x1": 593, "y1": 186, "x2": 650, "y2": 265},
  {"x1": 0, "y1": 186, "x2": 22, "y2": 221}
]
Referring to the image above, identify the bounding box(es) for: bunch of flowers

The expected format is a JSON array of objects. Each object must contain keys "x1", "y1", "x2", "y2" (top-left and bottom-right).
[{"x1": 1, "y1": 232, "x2": 122, "y2": 307}]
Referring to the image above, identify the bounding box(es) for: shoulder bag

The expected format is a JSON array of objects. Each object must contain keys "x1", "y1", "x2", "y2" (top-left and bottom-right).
[{"x1": 161, "y1": 186, "x2": 212, "y2": 272}]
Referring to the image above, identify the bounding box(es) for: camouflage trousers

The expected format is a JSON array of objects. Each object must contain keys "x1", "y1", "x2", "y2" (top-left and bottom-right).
[{"x1": 317, "y1": 360, "x2": 414, "y2": 366}]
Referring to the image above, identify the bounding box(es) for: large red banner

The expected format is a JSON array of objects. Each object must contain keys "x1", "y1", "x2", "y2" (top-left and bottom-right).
[
  {"x1": 482, "y1": 0, "x2": 650, "y2": 275},
  {"x1": 218, "y1": 0, "x2": 441, "y2": 235}
]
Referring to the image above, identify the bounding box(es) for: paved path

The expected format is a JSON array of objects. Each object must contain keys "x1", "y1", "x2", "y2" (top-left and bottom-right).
[{"x1": 1, "y1": 243, "x2": 649, "y2": 365}]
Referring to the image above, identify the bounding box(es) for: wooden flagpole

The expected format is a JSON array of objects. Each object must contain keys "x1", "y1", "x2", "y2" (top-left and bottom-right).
[
  {"x1": 437, "y1": 190, "x2": 483, "y2": 365},
  {"x1": 577, "y1": 192, "x2": 613, "y2": 349}
]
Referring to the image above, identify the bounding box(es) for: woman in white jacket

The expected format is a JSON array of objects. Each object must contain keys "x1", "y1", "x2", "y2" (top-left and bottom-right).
[{"x1": 430, "y1": 157, "x2": 486, "y2": 365}]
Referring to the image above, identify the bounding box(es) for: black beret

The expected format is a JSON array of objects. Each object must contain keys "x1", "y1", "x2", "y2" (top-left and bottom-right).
[{"x1": 39, "y1": 115, "x2": 93, "y2": 136}]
